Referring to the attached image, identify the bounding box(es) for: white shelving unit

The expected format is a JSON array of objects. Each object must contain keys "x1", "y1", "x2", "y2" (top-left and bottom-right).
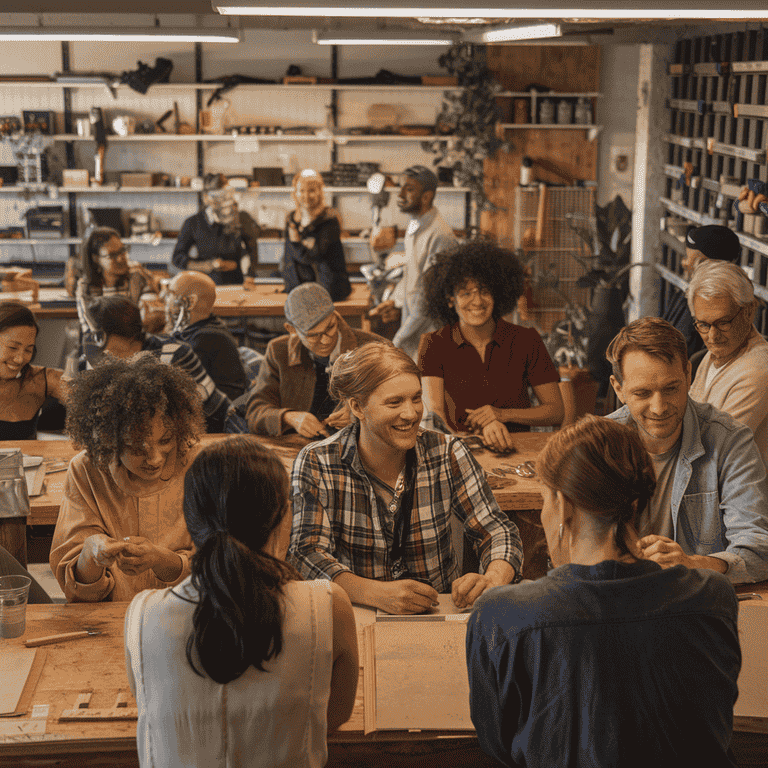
[{"x1": 0, "y1": 74, "x2": 471, "y2": 269}]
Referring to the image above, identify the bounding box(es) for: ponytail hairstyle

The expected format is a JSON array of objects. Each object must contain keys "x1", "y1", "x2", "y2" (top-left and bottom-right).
[
  {"x1": 181, "y1": 436, "x2": 296, "y2": 684},
  {"x1": 536, "y1": 414, "x2": 656, "y2": 558}
]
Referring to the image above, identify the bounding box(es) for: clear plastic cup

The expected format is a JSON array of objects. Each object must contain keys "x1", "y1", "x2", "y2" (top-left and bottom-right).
[{"x1": 0, "y1": 575, "x2": 32, "y2": 639}]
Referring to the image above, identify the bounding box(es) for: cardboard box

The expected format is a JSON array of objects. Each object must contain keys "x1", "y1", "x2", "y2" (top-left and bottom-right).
[
  {"x1": 62, "y1": 169, "x2": 89, "y2": 187},
  {"x1": 421, "y1": 76, "x2": 458, "y2": 86},
  {"x1": 120, "y1": 172, "x2": 159, "y2": 187}
]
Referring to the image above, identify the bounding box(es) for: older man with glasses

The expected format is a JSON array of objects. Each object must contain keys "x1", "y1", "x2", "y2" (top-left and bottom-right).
[
  {"x1": 688, "y1": 260, "x2": 768, "y2": 469},
  {"x1": 245, "y1": 282, "x2": 384, "y2": 437}
]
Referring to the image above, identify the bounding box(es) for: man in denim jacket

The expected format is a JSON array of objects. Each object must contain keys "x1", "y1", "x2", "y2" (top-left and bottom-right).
[{"x1": 606, "y1": 316, "x2": 768, "y2": 584}]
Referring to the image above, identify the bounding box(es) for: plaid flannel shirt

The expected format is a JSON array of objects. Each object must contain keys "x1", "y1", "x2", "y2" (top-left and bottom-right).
[{"x1": 288, "y1": 423, "x2": 523, "y2": 592}]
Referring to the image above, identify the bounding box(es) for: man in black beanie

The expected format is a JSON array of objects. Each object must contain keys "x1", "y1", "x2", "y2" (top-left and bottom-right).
[{"x1": 662, "y1": 224, "x2": 742, "y2": 366}]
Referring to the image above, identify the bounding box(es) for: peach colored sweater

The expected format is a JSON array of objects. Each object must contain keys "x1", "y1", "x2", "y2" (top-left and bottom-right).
[{"x1": 50, "y1": 444, "x2": 198, "y2": 602}]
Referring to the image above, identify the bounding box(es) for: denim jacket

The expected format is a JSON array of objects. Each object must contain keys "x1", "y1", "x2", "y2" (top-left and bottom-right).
[{"x1": 608, "y1": 398, "x2": 768, "y2": 584}]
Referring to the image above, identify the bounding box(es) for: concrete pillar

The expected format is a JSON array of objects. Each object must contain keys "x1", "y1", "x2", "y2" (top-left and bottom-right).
[{"x1": 629, "y1": 43, "x2": 671, "y2": 321}]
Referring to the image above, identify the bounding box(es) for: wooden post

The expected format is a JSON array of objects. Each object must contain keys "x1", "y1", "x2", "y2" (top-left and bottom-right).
[{"x1": 629, "y1": 43, "x2": 671, "y2": 322}]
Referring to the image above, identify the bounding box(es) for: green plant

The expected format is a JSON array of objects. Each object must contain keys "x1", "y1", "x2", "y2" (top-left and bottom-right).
[{"x1": 421, "y1": 43, "x2": 512, "y2": 220}]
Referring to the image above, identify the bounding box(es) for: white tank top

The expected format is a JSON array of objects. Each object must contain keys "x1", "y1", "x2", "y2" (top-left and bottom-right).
[{"x1": 125, "y1": 577, "x2": 334, "y2": 768}]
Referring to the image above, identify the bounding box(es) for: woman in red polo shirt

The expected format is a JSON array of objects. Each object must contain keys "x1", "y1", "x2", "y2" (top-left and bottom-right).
[{"x1": 418, "y1": 242, "x2": 564, "y2": 452}]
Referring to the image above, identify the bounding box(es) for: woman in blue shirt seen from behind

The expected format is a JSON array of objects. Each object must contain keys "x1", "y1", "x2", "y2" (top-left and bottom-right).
[{"x1": 466, "y1": 414, "x2": 741, "y2": 768}]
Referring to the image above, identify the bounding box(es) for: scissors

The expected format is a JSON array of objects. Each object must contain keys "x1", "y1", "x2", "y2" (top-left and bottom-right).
[{"x1": 499, "y1": 461, "x2": 537, "y2": 478}]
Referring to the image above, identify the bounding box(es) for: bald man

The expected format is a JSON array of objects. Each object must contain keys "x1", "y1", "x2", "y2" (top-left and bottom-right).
[{"x1": 165, "y1": 271, "x2": 248, "y2": 401}]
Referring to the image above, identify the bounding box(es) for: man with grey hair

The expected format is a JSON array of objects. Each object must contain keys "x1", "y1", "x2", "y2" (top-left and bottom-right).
[
  {"x1": 370, "y1": 165, "x2": 457, "y2": 360},
  {"x1": 245, "y1": 282, "x2": 383, "y2": 437},
  {"x1": 688, "y1": 259, "x2": 768, "y2": 468}
]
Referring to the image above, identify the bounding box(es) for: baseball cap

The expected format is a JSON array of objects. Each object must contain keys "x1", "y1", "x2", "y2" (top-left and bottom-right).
[
  {"x1": 284, "y1": 283, "x2": 335, "y2": 334},
  {"x1": 403, "y1": 165, "x2": 438, "y2": 194},
  {"x1": 686, "y1": 225, "x2": 741, "y2": 263}
]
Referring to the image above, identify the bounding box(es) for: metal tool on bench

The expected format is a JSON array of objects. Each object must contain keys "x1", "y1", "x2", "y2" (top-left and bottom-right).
[
  {"x1": 25, "y1": 628, "x2": 103, "y2": 647},
  {"x1": 499, "y1": 461, "x2": 537, "y2": 478}
]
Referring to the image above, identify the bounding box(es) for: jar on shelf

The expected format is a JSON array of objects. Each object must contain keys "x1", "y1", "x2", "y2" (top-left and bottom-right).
[
  {"x1": 513, "y1": 98, "x2": 529, "y2": 124},
  {"x1": 556, "y1": 99, "x2": 572, "y2": 125},
  {"x1": 574, "y1": 97, "x2": 592, "y2": 125},
  {"x1": 538, "y1": 98, "x2": 554, "y2": 125}
]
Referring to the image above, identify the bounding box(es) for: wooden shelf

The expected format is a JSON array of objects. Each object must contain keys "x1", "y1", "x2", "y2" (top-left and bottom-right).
[
  {"x1": 499, "y1": 123, "x2": 601, "y2": 129},
  {"x1": 496, "y1": 91, "x2": 601, "y2": 98},
  {"x1": 52, "y1": 133, "x2": 448, "y2": 143}
]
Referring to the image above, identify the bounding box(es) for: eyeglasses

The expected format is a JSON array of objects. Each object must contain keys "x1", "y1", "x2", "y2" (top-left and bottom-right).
[
  {"x1": 693, "y1": 306, "x2": 744, "y2": 334},
  {"x1": 301, "y1": 314, "x2": 338, "y2": 342},
  {"x1": 455, "y1": 286, "x2": 493, "y2": 302},
  {"x1": 101, "y1": 246, "x2": 129, "y2": 260}
]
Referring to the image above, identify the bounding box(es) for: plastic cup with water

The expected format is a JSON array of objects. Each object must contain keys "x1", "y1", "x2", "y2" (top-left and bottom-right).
[{"x1": 0, "y1": 575, "x2": 32, "y2": 639}]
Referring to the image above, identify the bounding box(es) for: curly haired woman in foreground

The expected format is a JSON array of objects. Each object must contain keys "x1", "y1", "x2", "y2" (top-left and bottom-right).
[
  {"x1": 50, "y1": 353, "x2": 204, "y2": 602},
  {"x1": 467, "y1": 415, "x2": 741, "y2": 768},
  {"x1": 125, "y1": 436, "x2": 358, "y2": 767}
]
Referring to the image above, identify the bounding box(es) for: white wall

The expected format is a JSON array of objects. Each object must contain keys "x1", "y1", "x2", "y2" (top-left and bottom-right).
[{"x1": 596, "y1": 43, "x2": 640, "y2": 209}]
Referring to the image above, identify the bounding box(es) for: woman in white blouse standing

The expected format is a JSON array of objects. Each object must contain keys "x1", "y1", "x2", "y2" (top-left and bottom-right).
[{"x1": 124, "y1": 436, "x2": 359, "y2": 768}]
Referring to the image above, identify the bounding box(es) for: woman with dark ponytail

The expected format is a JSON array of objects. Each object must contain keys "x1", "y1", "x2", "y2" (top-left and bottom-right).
[
  {"x1": 124, "y1": 436, "x2": 358, "y2": 768},
  {"x1": 467, "y1": 415, "x2": 742, "y2": 768}
]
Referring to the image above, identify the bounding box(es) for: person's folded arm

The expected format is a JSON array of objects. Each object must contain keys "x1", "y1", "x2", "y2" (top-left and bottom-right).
[
  {"x1": 421, "y1": 375, "x2": 451, "y2": 429},
  {"x1": 466, "y1": 382, "x2": 564, "y2": 430},
  {"x1": 449, "y1": 438, "x2": 523, "y2": 579},
  {"x1": 715, "y1": 424, "x2": 768, "y2": 583}
]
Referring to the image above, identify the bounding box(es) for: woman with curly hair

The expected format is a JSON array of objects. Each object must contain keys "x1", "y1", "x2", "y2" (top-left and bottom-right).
[
  {"x1": 418, "y1": 241, "x2": 563, "y2": 452},
  {"x1": 50, "y1": 353, "x2": 204, "y2": 602},
  {"x1": 125, "y1": 436, "x2": 358, "y2": 767},
  {"x1": 0, "y1": 301, "x2": 68, "y2": 439},
  {"x1": 467, "y1": 415, "x2": 741, "y2": 768}
]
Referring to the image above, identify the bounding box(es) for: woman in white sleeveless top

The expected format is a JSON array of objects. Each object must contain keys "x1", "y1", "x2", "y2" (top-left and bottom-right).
[{"x1": 124, "y1": 436, "x2": 358, "y2": 768}]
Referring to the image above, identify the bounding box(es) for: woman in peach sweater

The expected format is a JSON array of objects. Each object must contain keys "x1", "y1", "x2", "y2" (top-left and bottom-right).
[{"x1": 50, "y1": 353, "x2": 204, "y2": 602}]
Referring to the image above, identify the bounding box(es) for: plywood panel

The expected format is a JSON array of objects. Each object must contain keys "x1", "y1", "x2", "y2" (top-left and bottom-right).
[
  {"x1": 487, "y1": 45, "x2": 601, "y2": 93},
  {"x1": 370, "y1": 621, "x2": 473, "y2": 731}
]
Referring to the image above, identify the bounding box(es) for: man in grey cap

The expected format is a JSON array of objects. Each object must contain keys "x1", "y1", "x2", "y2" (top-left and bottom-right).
[
  {"x1": 371, "y1": 165, "x2": 457, "y2": 360},
  {"x1": 245, "y1": 282, "x2": 383, "y2": 437}
]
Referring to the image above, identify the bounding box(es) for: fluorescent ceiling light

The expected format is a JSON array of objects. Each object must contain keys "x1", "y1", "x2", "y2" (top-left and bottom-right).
[
  {"x1": 313, "y1": 30, "x2": 454, "y2": 44},
  {"x1": 474, "y1": 22, "x2": 561, "y2": 42},
  {"x1": 214, "y1": 0, "x2": 768, "y2": 19},
  {"x1": 0, "y1": 27, "x2": 239, "y2": 42}
]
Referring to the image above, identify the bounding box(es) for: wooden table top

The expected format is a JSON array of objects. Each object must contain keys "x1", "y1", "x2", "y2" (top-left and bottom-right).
[
  {"x1": 215, "y1": 282, "x2": 371, "y2": 318},
  {"x1": 1, "y1": 582, "x2": 765, "y2": 763},
  {"x1": 24, "y1": 283, "x2": 372, "y2": 321},
  {"x1": 6, "y1": 431, "x2": 549, "y2": 527}
]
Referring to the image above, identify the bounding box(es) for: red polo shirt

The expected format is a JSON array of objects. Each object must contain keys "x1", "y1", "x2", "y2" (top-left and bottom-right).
[{"x1": 418, "y1": 319, "x2": 560, "y2": 432}]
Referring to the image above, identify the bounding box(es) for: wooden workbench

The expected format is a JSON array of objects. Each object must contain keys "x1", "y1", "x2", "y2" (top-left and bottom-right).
[
  {"x1": 0, "y1": 583, "x2": 765, "y2": 768},
  {"x1": 0, "y1": 432, "x2": 549, "y2": 574},
  {"x1": 20, "y1": 283, "x2": 373, "y2": 332}
]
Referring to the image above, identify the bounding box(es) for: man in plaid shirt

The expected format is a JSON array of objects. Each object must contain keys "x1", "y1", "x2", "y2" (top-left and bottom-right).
[{"x1": 289, "y1": 342, "x2": 523, "y2": 615}]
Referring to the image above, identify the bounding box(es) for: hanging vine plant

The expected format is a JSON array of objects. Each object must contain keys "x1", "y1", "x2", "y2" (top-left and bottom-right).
[{"x1": 422, "y1": 43, "x2": 513, "y2": 219}]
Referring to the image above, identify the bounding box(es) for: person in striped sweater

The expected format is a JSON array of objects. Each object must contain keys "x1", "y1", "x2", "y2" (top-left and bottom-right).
[{"x1": 76, "y1": 284, "x2": 230, "y2": 432}]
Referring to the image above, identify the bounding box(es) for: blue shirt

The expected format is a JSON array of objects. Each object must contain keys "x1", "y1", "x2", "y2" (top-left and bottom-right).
[
  {"x1": 608, "y1": 398, "x2": 768, "y2": 584},
  {"x1": 467, "y1": 560, "x2": 740, "y2": 768}
]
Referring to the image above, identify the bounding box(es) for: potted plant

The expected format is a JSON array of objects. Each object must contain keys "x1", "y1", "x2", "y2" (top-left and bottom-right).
[{"x1": 421, "y1": 43, "x2": 512, "y2": 225}]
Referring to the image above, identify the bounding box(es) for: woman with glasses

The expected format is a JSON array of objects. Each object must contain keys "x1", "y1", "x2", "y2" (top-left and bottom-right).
[
  {"x1": 65, "y1": 227, "x2": 160, "y2": 303},
  {"x1": 418, "y1": 241, "x2": 563, "y2": 452},
  {"x1": 467, "y1": 414, "x2": 741, "y2": 768}
]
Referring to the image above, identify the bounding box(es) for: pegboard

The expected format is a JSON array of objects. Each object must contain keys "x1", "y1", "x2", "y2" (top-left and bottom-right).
[{"x1": 660, "y1": 28, "x2": 768, "y2": 335}]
